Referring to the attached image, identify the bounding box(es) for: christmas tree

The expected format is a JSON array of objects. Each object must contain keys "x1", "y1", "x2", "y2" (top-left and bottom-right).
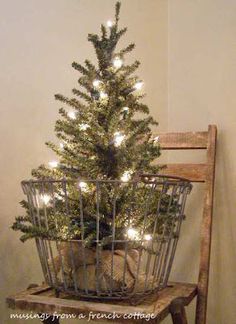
[{"x1": 12, "y1": 2, "x2": 164, "y2": 246}]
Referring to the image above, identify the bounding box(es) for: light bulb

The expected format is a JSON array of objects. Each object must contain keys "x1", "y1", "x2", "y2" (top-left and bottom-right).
[
  {"x1": 79, "y1": 123, "x2": 90, "y2": 131},
  {"x1": 78, "y1": 181, "x2": 89, "y2": 192},
  {"x1": 134, "y1": 81, "x2": 143, "y2": 90},
  {"x1": 113, "y1": 57, "x2": 123, "y2": 69},
  {"x1": 100, "y1": 91, "x2": 108, "y2": 100},
  {"x1": 106, "y1": 20, "x2": 113, "y2": 28},
  {"x1": 68, "y1": 111, "x2": 76, "y2": 120},
  {"x1": 144, "y1": 234, "x2": 152, "y2": 241},
  {"x1": 40, "y1": 194, "x2": 51, "y2": 205},
  {"x1": 48, "y1": 161, "x2": 58, "y2": 168},
  {"x1": 59, "y1": 142, "x2": 64, "y2": 149},
  {"x1": 122, "y1": 107, "x2": 129, "y2": 112},
  {"x1": 93, "y1": 79, "x2": 101, "y2": 88},
  {"x1": 114, "y1": 132, "x2": 125, "y2": 147},
  {"x1": 121, "y1": 170, "x2": 132, "y2": 182},
  {"x1": 127, "y1": 228, "x2": 139, "y2": 240},
  {"x1": 153, "y1": 136, "x2": 159, "y2": 143}
]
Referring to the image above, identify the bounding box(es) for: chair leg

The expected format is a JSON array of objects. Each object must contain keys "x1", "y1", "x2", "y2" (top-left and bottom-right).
[{"x1": 170, "y1": 298, "x2": 188, "y2": 324}]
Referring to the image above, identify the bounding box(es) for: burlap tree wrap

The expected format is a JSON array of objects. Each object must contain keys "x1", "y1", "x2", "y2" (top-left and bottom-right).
[{"x1": 49, "y1": 242, "x2": 156, "y2": 293}]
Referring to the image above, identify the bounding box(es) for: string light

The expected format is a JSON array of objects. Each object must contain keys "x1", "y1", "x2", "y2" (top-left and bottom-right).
[
  {"x1": 106, "y1": 20, "x2": 113, "y2": 28},
  {"x1": 121, "y1": 170, "x2": 132, "y2": 182},
  {"x1": 122, "y1": 107, "x2": 129, "y2": 112},
  {"x1": 68, "y1": 111, "x2": 76, "y2": 120},
  {"x1": 79, "y1": 123, "x2": 90, "y2": 131},
  {"x1": 144, "y1": 234, "x2": 152, "y2": 241},
  {"x1": 114, "y1": 132, "x2": 125, "y2": 147},
  {"x1": 153, "y1": 136, "x2": 159, "y2": 143},
  {"x1": 93, "y1": 79, "x2": 101, "y2": 88},
  {"x1": 78, "y1": 181, "x2": 89, "y2": 193},
  {"x1": 100, "y1": 91, "x2": 108, "y2": 100},
  {"x1": 134, "y1": 81, "x2": 143, "y2": 90},
  {"x1": 59, "y1": 142, "x2": 64, "y2": 149},
  {"x1": 127, "y1": 228, "x2": 139, "y2": 240},
  {"x1": 48, "y1": 161, "x2": 58, "y2": 168},
  {"x1": 113, "y1": 57, "x2": 123, "y2": 69},
  {"x1": 40, "y1": 194, "x2": 51, "y2": 205}
]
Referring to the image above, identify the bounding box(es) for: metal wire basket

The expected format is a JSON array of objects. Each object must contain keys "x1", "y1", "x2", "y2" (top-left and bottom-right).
[{"x1": 21, "y1": 175, "x2": 192, "y2": 301}]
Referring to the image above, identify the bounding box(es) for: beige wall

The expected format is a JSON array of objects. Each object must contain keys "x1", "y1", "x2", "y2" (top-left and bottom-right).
[
  {"x1": 167, "y1": 0, "x2": 236, "y2": 323},
  {"x1": 0, "y1": 1, "x2": 167, "y2": 323},
  {"x1": 1, "y1": 0, "x2": 236, "y2": 323}
]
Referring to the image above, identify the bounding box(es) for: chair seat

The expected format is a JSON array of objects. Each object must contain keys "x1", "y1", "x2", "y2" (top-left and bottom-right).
[{"x1": 6, "y1": 282, "x2": 197, "y2": 323}]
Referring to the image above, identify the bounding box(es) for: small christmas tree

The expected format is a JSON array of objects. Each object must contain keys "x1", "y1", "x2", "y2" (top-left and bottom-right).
[{"x1": 12, "y1": 2, "x2": 163, "y2": 246}]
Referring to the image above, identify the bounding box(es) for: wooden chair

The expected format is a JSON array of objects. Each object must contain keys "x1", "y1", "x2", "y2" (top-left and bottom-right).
[{"x1": 6, "y1": 125, "x2": 217, "y2": 324}]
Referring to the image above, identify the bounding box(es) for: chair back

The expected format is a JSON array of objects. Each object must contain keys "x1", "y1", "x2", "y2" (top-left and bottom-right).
[{"x1": 156, "y1": 125, "x2": 217, "y2": 324}]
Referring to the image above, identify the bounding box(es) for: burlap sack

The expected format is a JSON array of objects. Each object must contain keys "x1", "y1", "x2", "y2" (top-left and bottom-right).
[{"x1": 49, "y1": 242, "x2": 156, "y2": 293}]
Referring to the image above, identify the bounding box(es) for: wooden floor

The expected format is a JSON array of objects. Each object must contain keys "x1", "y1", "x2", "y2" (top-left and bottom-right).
[{"x1": 6, "y1": 282, "x2": 197, "y2": 323}]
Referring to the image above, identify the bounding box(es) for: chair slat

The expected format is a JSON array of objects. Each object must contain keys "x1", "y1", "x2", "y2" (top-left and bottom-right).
[
  {"x1": 158, "y1": 163, "x2": 207, "y2": 182},
  {"x1": 156, "y1": 131, "x2": 208, "y2": 149}
]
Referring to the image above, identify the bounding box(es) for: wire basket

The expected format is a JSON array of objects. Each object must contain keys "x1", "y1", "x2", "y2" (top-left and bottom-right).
[{"x1": 21, "y1": 175, "x2": 192, "y2": 301}]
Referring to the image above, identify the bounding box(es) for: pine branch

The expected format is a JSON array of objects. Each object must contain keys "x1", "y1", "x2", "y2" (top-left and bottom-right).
[
  {"x1": 121, "y1": 61, "x2": 140, "y2": 78},
  {"x1": 116, "y1": 27, "x2": 127, "y2": 42},
  {"x1": 118, "y1": 43, "x2": 135, "y2": 56},
  {"x1": 101, "y1": 24, "x2": 107, "y2": 40},
  {"x1": 72, "y1": 62, "x2": 89, "y2": 75},
  {"x1": 84, "y1": 60, "x2": 97, "y2": 74},
  {"x1": 72, "y1": 88, "x2": 92, "y2": 103},
  {"x1": 115, "y1": 1, "x2": 121, "y2": 25},
  {"x1": 55, "y1": 94, "x2": 86, "y2": 110}
]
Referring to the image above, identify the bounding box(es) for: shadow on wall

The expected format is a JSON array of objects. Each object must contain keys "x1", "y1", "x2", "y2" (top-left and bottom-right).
[{"x1": 208, "y1": 129, "x2": 236, "y2": 323}]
